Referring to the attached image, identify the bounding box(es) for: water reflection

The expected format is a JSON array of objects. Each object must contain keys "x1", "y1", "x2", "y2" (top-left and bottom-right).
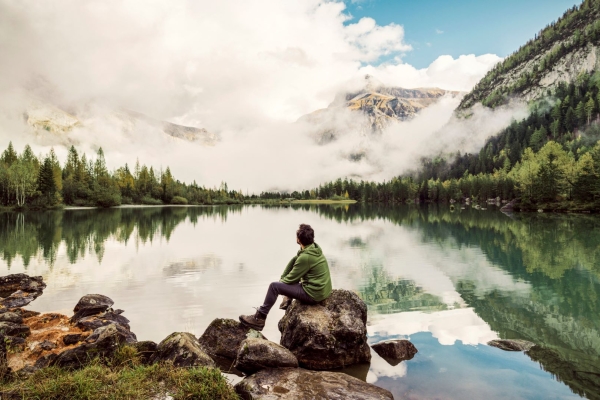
[{"x1": 0, "y1": 205, "x2": 599, "y2": 398}]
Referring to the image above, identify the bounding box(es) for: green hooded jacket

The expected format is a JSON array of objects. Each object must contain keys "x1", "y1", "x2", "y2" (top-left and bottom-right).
[{"x1": 280, "y1": 242, "x2": 332, "y2": 302}]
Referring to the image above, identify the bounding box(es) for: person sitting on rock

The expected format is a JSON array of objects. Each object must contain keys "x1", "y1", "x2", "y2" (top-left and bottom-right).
[{"x1": 239, "y1": 223, "x2": 332, "y2": 331}]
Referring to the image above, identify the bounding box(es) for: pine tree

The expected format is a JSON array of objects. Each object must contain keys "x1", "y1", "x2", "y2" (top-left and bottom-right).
[{"x1": 37, "y1": 156, "x2": 56, "y2": 204}]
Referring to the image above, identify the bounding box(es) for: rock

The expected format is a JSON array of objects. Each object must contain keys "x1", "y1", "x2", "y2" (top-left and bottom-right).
[
  {"x1": 76, "y1": 310, "x2": 131, "y2": 331},
  {"x1": 198, "y1": 318, "x2": 266, "y2": 360},
  {"x1": 234, "y1": 368, "x2": 393, "y2": 400},
  {"x1": 234, "y1": 338, "x2": 298, "y2": 375},
  {"x1": 0, "y1": 312, "x2": 23, "y2": 324},
  {"x1": 52, "y1": 323, "x2": 134, "y2": 369},
  {"x1": 4, "y1": 336, "x2": 26, "y2": 351},
  {"x1": 39, "y1": 340, "x2": 57, "y2": 351},
  {"x1": 63, "y1": 333, "x2": 86, "y2": 346},
  {"x1": 371, "y1": 339, "x2": 418, "y2": 365},
  {"x1": 85, "y1": 322, "x2": 136, "y2": 344},
  {"x1": 0, "y1": 274, "x2": 46, "y2": 298},
  {"x1": 0, "y1": 322, "x2": 30, "y2": 337},
  {"x1": 0, "y1": 291, "x2": 38, "y2": 309},
  {"x1": 71, "y1": 294, "x2": 115, "y2": 323},
  {"x1": 10, "y1": 309, "x2": 40, "y2": 318},
  {"x1": 500, "y1": 199, "x2": 516, "y2": 212},
  {"x1": 34, "y1": 353, "x2": 58, "y2": 369},
  {"x1": 150, "y1": 332, "x2": 215, "y2": 368},
  {"x1": 488, "y1": 339, "x2": 535, "y2": 351},
  {"x1": 278, "y1": 289, "x2": 371, "y2": 369},
  {"x1": 133, "y1": 341, "x2": 158, "y2": 365},
  {"x1": 0, "y1": 335, "x2": 9, "y2": 378}
]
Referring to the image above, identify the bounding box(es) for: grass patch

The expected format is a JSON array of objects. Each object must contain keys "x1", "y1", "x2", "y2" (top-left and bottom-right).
[{"x1": 0, "y1": 346, "x2": 238, "y2": 400}]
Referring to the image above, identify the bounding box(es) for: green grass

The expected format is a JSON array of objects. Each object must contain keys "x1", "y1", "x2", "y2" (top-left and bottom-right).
[{"x1": 0, "y1": 346, "x2": 238, "y2": 400}]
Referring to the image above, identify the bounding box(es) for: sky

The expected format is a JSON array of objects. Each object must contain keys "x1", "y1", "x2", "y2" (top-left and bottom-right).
[
  {"x1": 0, "y1": 0, "x2": 578, "y2": 191},
  {"x1": 345, "y1": 0, "x2": 580, "y2": 68}
]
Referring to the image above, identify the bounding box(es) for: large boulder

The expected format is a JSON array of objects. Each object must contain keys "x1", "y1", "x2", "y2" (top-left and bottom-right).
[
  {"x1": 234, "y1": 368, "x2": 393, "y2": 400},
  {"x1": 488, "y1": 339, "x2": 535, "y2": 351},
  {"x1": 278, "y1": 289, "x2": 371, "y2": 369},
  {"x1": 198, "y1": 318, "x2": 266, "y2": 360},
  {"x1": 75, "y1": 310, "x2": 131, "y2": 332},
  {"x1": 234, "y1": 338, "x2": 298, "y2": 375},
  {"x1": 150, "y1": 332, "x2": 215, "y2": 368},
  {"x1": 133, "y1": 341, "x2": 158, "y2": 365},
  {"x1": 371, "y1": 339, "x2": 418, "y2": 365},
  {"x1": 52, "y1": 323, "x2": 134, "y2": 369}
]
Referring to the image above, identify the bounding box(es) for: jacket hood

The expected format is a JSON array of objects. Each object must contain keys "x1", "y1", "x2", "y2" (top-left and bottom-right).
[{"x1": 300, "y1": 242, "x2": 323, "y2": 257}]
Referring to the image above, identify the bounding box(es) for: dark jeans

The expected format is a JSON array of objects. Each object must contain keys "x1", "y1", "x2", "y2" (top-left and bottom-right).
[{"x1": 258, "y1": 282, "x2": 317, "y2": 316}]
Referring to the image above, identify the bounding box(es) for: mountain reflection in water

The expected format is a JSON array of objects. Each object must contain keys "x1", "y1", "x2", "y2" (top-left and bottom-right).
[{"x1": 0, "y1": 205, "x2": 598, "y2": 399}]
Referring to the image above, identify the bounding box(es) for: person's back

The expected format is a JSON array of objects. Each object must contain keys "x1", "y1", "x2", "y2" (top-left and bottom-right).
[{"x1": 239, "y1": 224, "x2": 332, "y2": 331}]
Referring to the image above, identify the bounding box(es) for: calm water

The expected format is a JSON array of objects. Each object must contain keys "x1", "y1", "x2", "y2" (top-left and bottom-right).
[{"x1": 1, "y1": 204, "x2": 599, "y2": 399}]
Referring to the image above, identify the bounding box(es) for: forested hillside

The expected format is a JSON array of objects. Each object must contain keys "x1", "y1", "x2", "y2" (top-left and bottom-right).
[{"x1": 459, "y1": 0, "x2": 600, "y2": 109}]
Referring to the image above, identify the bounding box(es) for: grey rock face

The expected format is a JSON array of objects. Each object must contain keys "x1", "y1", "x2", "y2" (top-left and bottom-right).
[
  {"x1": 278, "y1": 289, "x2": 371, "y2": 369},
  {"x1": 75, "y1": 310, "x2": 131, "y2": 331},
  {"x1": 371, "y1": 339, "x2": 418, "y2": 365},
  {"x1": 234, "y1": 338, "x2": 298, "y2": 375},
  {"x1": 150, "y1": 332, "x2": 215, "y2": 368},
  {"x1": 488, "y1": 339, "x2": 535, "y2": 351},
  {"x1": 234, "y1": 368, "x2": 394, "y2": 400},
  {"x1": 198, "y1": 318, "x2": 266, "y2": 360}
]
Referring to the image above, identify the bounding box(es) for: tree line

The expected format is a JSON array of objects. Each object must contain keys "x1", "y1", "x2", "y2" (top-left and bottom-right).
[{"x1": 0, "y1": 144, "x2": 248, "y2": 208}]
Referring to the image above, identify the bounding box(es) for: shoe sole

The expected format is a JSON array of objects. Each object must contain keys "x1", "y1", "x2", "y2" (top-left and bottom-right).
[{"x1": 239, "y1": 316, "x2": 264, "y2": 331}]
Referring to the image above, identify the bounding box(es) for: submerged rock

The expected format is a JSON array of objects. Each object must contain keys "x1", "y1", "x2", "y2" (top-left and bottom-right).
[
  {"x1": 234, "y1": 368, "x2": 393, "y2": 400},
  {"x1": 234, "y1": 338, "x2": 298, "y2": 375},
  {"x1": 278, "y1": 289, "x2": 371, "y2": 369},
  {"x1": 198, "y1": 318, "x2": 266, "y2": 360},
  {"x1": 371, "y1": 339, "x2": 418, "y2": 365},
  {"x1": 488, "y1": 339, "x2": 535, "y2": 352},
  {"x1": 150, "y1": 332, "x2": 215, "y2": 368}
]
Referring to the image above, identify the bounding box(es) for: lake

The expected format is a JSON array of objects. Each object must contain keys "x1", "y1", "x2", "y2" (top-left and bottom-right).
[{"x1": 1, "y1": 204, "x2": 599, "y2": 399}]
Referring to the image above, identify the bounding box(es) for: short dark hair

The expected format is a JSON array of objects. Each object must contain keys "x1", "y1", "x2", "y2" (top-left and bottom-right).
[{"x1": 297, "y1": 224, "x2": 314, "y2": 246}]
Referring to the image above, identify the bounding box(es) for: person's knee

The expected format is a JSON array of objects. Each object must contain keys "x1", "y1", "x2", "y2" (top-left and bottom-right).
[{"x1": 268, "y1": 281, "x2": 281, "y2": 293}]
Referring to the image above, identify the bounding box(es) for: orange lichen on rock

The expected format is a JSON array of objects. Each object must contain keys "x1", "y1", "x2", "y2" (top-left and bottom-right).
[{"x1": 7, "y1": 312, "x2": 89, "y2": 371}]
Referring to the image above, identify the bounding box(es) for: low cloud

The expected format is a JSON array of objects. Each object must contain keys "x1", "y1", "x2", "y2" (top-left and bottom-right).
[{"x1": 0, "y1": 0, "x2": 509, "y2": 192}]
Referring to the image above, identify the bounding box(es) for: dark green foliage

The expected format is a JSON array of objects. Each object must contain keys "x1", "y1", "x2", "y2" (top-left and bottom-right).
[{"x1": 37, "y1": 156, "x2": 57, "y2": 204}]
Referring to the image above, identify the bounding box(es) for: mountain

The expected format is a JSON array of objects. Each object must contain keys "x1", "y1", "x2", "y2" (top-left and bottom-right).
[
  {"x1": 17, "y1": 91, "x2": 217, "y2": 146},
  {"x1": 459, "y1": 1, "x2": 600, "y2": 110},
  {"x1": 299, "y1": 75, "x2": 461, "y2": 142}
]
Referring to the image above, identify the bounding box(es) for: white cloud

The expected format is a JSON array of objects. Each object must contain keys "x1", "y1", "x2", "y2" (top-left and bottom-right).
[
  {"x1": 0, "y1": 0, "x2": 508, "y2": 192},
  {"x1": 436, "y1": 28, "x2": 444, "y2": 34},
  {"x1": 360, "y1": 54, "x2": 502, "y2": 91}
]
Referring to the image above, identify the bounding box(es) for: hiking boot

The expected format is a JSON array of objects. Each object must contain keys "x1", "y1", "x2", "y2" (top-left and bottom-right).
[
  {"x1": 239, "y1": 310, "x2": 267, "y2": 331},
  {"x1": 279, "y1": 296, "x2": 292, "y2": 310}
]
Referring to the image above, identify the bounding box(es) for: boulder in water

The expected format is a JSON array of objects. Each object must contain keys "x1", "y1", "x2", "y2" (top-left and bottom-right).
[
  {"x1": 371, "y1": 339, "x2": 418, "y2": 365},
  {"x1": 234, "y1": 368, "x2": 393, "y2": 400},
  {"x1": 198, "y1": 318, "x2": 266, "y2": 360},
  {"x1": 278, "y1": 289, "x2": 370, "y2": 369},
  {"x1": 234, "y1": 338, "x2": 298, "y2": 375},
  {"x1": 150, "y1": 332, "x2": 215, "y2": 368}
]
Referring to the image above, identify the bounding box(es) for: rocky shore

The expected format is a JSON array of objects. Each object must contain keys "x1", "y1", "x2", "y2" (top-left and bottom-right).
[{"x1": 0, "y1": 274, "x2": 420, "y2": 399}]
